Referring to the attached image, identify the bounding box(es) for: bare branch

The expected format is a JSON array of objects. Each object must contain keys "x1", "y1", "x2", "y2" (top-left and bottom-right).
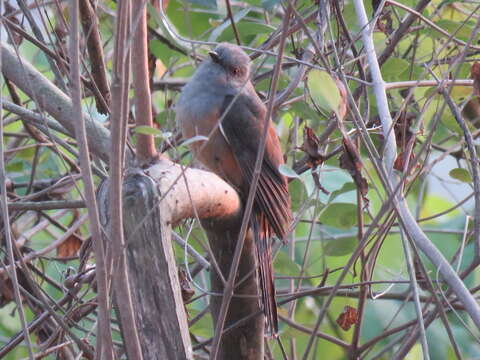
[{"x1": 0, "y1": 42, "x2": 111, "y2": 162}]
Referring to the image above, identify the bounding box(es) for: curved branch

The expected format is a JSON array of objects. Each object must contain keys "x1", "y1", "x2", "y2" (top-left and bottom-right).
[
  {"x1": 353, "y1": 0, "x2": 480, "y2": 330},
  {"x1": 145, "y1": 160, "x2": 241, "y2": 224}
]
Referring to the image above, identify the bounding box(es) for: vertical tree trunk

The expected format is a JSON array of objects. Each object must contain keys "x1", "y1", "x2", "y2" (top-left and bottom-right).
[
  {"x1": 203, "y1": 217, "x2": 264, "y2": 360},
  {"x1": 99, "y1": 171, "x2": 193, "y2": 359}
]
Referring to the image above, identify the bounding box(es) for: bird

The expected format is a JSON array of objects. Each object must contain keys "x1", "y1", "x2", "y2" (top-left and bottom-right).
[{"x1": 176, "y1": 42, "x2": 292, "y2": 336}]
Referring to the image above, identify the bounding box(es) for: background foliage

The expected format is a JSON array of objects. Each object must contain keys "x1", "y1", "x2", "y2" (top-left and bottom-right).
[{"x1": 1, "y1": 0, "x2": 480, "y2": 359}]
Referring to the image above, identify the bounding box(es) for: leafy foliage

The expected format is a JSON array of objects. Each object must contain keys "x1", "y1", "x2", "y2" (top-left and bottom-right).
[{"x1": 1, "y1": 0, "x2": 480, "y2": 359}]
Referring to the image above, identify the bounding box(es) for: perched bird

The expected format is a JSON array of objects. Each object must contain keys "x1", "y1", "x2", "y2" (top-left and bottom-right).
[{"x1": 176, "y1": 43, "x2": 292, "y2": 335}]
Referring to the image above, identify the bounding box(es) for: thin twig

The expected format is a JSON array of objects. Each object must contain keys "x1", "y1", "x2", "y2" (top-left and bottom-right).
[
  {"x1": 209, "y1": 4, "x2": 293, "y2": 359},
  {"x1": 0, "y1": 28, "x2": 35, "y2": 360},
  {"x1": 353, "y1": 0, "x2": 480, "y2": 332},
  {"x1": 225, "y1": 0, "x2": 241, "y2": 45},
  {"x1": 132, "y1": 0, "x2": 157, "y2": 162},
  {"x1": 67, "y1": 0, "x2": 114, "y2": 358}
]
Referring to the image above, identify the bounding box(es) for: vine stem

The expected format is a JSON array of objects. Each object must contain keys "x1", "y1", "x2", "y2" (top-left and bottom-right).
[{"x1": 352, "y1": 0, "x2": 480, "y2": 332}]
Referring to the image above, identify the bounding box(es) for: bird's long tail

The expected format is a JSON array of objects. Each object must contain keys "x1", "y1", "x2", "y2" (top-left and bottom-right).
[{"x1": 252, "y1": 213, "x2": 278, "y2": 337}]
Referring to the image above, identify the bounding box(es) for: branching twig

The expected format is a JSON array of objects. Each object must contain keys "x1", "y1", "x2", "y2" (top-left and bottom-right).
[{"x1": 353, "y1": 0, "x2": 480, "y2": 331}]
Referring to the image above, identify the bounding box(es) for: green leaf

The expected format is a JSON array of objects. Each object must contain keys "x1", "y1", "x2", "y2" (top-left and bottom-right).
[
  {"x1": 185, "y1": 0, "x2": 217, "y2": 9},
  {"x1": 208, "y1": 8, "x2": 251, "y2": 42},
  {"x1": 307, "y1": 70, "x2": 341, "y2": 116},
  {"x1": 441, "y1": 112, "x2": 462, "y2": 134},
  {"x1": 381, "y1": 58, "x2": 410, "y2": 82},
  {"x1": 278, "y1": 164, "x2": 300, "y2": 179},
  {"x1": 189, "y1": 309, "x2": 213, "y2": 337},
  {"x1": 425, "y1": 19, "x2": 472, "y2": 42},
  {"x1": 262, "y1": 0, "x2": 281, "y2": 9},
  {"x1": 7, "y1": 160, "x2": 24, "y2": 173},
  {"x1": 449, "y1": 168, "x2": 472, "y2": 183},
  {"x1": 289, "y1": 101, "x2": 322, "y2": 121},
  {"x1": 319, "y1": 203, "x2": 357, "y2": 228},
  {"x1": 420, "y1": 195, "x2": 459, "y2": 222},
  {"x1": 274, "y1": 251, "x2": 300, "y2": 276},
  {"x1": 149, "y1": 39, "x2": 176, "y2": 65},
  {"x1": 217, "y1": 21, "x2": 273, "y2": 43},
  {"x1": 288, "y1": 176, "x2": 307, "y2": 212},
  {"x1": 329, "y1": 182, "x2": 357, "y2": 203},
  {"x1": 405, "y1": 343, "x2": 423, "y2": 360},
  {"x1": 16, "y1": 146, "x2": 36, "y2": 160},
  {"x1": 134, "y1": 126, "x2": 163, "y2": 136},
  {"x1": 323, "y1": 236, "x2": 357, "y2": 257}
]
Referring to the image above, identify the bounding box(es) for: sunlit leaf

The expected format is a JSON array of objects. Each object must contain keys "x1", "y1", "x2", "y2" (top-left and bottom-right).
[
  {"x1": 307, "y1": 70, "x2": 341, "y2": 116},
  {"x1": 420, "y1": 195, "x2": 459, "y2": 222}
]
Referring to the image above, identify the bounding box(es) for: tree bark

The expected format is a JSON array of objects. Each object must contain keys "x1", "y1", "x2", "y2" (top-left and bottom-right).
[
  {"x1": 203, "y1": 218, "x2": 264, "y2": 360},
  {"x1": 99, "y1": 169, "x2": 193, "y2": 359},
  {"x1": 1, "y1": 41, "x2": 266, "y2": 359}
]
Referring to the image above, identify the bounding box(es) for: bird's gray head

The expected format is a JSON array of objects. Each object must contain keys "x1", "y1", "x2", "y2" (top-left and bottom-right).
[{"x1": 208, "y1": 43, "x2": 251, "y2": 83}]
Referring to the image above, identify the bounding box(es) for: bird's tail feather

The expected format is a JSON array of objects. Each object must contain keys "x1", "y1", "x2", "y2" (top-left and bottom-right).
[{"x1": 252, "y1": 214, "x2": 278, "y2": 337}]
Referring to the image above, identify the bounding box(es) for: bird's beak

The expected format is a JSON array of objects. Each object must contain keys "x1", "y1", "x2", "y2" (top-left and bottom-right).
[{"x1": 209, "y1": 51, "x2": 220, "y2": 63}]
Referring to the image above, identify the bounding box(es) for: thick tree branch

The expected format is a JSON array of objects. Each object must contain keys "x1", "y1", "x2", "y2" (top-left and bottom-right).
[
  {"x1": 146, "y1": 161, "x2": 240, "y2": 224},
  {"x1": 0, "y1": 42, "x2": 111, "y2": 162}
]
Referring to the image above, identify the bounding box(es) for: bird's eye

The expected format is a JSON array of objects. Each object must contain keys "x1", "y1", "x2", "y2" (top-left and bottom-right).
[{"x1": 232, "y1": 67, "x2": 241, "y2": 76}]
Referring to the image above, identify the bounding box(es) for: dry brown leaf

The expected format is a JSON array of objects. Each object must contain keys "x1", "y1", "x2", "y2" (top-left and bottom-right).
[
  {"x1": 57, "y1": 234, "x2": 82, "y2": 259},
  {"x1": 178, "y1": 269, "x2": 194, "y2": 303},
  {"x1": 301, "y1": 127, "x2": 329, "y2": 194},
  {"x1": 339, "y1": 138, "x2": 369, "y2": 203},
  {"x1": 336, "y1": 305, "x2": 358, "y2": 331},
  {"x1": 301, "y1": 126, "x2": 324, "y2": 167},
  {"x1": 472, "y1": 62, "x2": 480, "y2": 98},
  {"x1": 0, "y1": 273, "x2": 15, "y2": 307}
]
